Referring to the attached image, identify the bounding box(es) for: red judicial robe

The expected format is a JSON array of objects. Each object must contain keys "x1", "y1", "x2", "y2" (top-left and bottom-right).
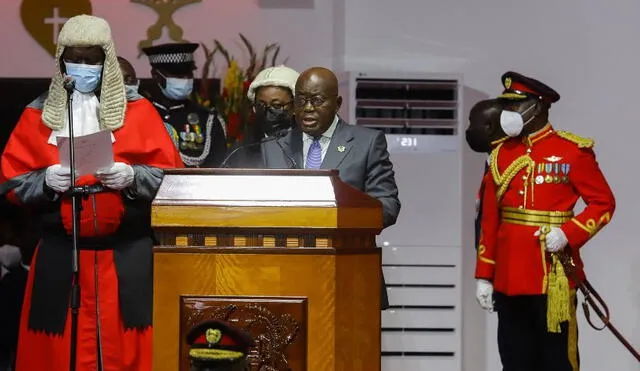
[
  {"x1": 0, "y1": 95, "x2": 183, "y2": 371},
  {"x1": 475, "y1": 124, "x2": 615, "y2": 296}
]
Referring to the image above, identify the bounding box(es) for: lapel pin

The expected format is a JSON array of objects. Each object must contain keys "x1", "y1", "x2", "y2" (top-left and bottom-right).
[{"x1": 337, "y1": 145, "x2": 346, "y2": 152}]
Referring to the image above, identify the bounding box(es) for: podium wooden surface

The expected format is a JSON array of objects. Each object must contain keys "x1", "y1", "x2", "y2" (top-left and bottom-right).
[{"x1": 151, "y1": 169, "x2": 382, "y2": 371}]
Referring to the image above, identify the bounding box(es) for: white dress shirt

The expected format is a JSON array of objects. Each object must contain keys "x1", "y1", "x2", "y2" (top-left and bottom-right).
[
  {"x1": 48, "y1": 90, "x2": 115, "y2": 145},
  {"x1": 302, "y1": 115, "x2": 339, "y2": 168}
]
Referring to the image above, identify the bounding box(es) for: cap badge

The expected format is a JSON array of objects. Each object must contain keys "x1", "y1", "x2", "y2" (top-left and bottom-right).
[{"x1": 205, "y1": 328, "x2": 222, "y2": 344}]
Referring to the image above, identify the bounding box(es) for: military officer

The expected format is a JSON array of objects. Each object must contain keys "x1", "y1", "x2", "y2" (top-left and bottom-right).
[
  {"x1": 142, "y1": 43, "x2": 227, "y2": 167},
  {"x1": 475, "y1": 72, "x2": 616, "y2": 371}
]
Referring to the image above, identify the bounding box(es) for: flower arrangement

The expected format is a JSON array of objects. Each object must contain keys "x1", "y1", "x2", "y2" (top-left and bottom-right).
[{"x1": 197, "y1": 33, "x2": 288, "y2": 147}]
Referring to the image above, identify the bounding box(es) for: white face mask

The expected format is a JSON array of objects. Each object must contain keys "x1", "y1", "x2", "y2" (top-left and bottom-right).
[{"x1": 500, "y1": 102, "x2": 537, "y2": 137}]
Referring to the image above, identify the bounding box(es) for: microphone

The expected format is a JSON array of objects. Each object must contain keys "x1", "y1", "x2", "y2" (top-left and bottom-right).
[
  {"x1": 63, "y1": 76, "x2": 76, "y2": 94},
  {"x1": 219, "y1": 129, "x2": 289, "y2": 168}
]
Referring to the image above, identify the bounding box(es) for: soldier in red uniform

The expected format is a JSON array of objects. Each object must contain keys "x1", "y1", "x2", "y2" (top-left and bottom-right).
[{"x1": 474, "y1": 72, "x2": 615, "y2": 371}]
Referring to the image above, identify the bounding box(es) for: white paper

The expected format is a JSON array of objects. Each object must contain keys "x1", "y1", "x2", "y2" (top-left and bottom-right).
[{"x1": 57, "y1": 130, "x2": 114, "y2": 176}]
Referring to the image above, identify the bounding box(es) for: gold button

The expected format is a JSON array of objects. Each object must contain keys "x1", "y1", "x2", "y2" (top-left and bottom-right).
[
  {"x1": 518, "y1": 205, "x2": 523, "y2": 209},
  {"x1": 519, "y1": 190, "x2": 524, "y2": 195},
  {"x1": 522, "y1": 175, "x2": 527, "y2": 180},
  {"x1": 527, "y1": 148, "x2": 532, "y2": 153}
]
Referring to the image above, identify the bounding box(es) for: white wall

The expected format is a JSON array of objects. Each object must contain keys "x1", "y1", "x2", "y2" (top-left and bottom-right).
[
  {"x1": 339, "y1": 0, "x2": 640, "y2": 370},
  {"x1": 0, "y1": 0, "x2": 334, "y2": 78}
]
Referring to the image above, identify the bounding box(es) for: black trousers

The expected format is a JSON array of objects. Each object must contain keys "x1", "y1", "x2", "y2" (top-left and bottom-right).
[
  {"x1": 494, "y1": 292, "x2": 579, "y2": 371},
  {"x1": 0, "y1": 265, "x2": 28, "y2": 371}
]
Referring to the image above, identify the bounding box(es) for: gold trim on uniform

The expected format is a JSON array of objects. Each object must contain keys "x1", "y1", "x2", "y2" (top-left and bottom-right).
[
  {"x1": 188, "y1": 348, "x2": 244, "y2": 360},
  {"x1": 500, "y1": 207, "x2": 574, "y2": 228},
  {"x1": 498, "y1": 92, "x2": 527, "y2": 100},
  {"x1": 524, "y1": 124, "x2": 553, "y2": 146},
  {"x1": 537, "y1": 226, "x2": 571, "y2": 334},
  {"x1": 490, "y1": 143, "x2": 535, "y2": 202},
  {"x1": 556, "y1": 130, "x2": 595, "y2": 148},
  {"x1": 570, "y1": 212, "x2": 611, "y2": 236},
  {"x1": 477, "y1": 245, "x2": 495, "y2": 265}
]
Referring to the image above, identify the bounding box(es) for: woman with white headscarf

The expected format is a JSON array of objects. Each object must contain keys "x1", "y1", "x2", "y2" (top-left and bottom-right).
[{"x1": 223, "y1": 65, "x2": 299, "y2": 168}]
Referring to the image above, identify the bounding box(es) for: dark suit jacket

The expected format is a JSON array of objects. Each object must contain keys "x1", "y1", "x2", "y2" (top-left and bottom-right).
[
  {"x1": 262, "y1": 119, "x2": 401, "y2": 228},
  {"x1": 261, "y1": 119, "x2": 401, "y2": 309}
]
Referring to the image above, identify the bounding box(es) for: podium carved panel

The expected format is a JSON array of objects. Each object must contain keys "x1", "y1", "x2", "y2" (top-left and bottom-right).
[{"x1": 180, "y1": 296, "x2": 308, "y2": 371}]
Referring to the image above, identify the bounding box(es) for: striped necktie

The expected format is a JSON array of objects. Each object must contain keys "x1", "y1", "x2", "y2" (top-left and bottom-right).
[{"x1": 305, "y1": 137, "x2": 322, "y2": 169}]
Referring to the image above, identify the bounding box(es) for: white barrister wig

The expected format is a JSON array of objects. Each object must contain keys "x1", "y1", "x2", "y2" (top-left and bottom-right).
[
  {"x1": 247, "y1": 65, "x2": 300, "y2": 102},
  {"x1": 42, "y1": 14, "x2": 126, "y2": 131}
]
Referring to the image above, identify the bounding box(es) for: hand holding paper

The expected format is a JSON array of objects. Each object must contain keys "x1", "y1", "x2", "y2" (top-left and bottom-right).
[
  {"x1": 96, "y1": 162, "x2": 134, "y2": 190},
  {"x1": 45, "y1": 164, "x2": 72, "y2": 193},
  {"x1": 57, "y1": 130, "x2": 114, "y2": 177}
]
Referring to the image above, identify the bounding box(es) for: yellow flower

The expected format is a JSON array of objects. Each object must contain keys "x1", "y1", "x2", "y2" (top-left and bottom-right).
[{"x1": 222, "y1": 60, "x2": 245, "y2": 114}]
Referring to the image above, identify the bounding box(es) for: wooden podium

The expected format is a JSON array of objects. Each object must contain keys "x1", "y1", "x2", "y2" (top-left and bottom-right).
[{"x1": 151, "y1": 169, "x2": 382, "y2": 371}]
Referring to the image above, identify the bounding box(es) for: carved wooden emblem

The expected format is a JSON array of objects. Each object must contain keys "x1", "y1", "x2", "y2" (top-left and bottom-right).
[
  {"x1": 20, "y1": 0, "x2": 93, "y2": 56},
  {"x1": 130, "y1": 0, "x2": 201, "y2": 54},
  {"x1": 181, "y1": 296, "x2": 308, "y2": 371}
]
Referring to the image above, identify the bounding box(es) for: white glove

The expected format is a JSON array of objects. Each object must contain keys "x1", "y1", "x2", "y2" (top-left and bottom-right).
[
  {"x1": 45, "y1": 164, "x2": 72, "y2": 193},
  {"x1": 96, "y1": 162, "x2": 134, "y2": 190},
  {"x1": 534, "y1": 227, "x2": 568, "y2": 253},
  {"x1": 476, "y1": 279, "x2": 494, "y2": 311}
]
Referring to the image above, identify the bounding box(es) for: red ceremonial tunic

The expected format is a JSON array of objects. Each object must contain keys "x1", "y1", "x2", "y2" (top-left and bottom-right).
[
  {"x1": 475, "y1": 124, "x2": 615, "y2": 296},
  {"x1": 1, "y1": 96, "x2": 183, "y2": 371}
]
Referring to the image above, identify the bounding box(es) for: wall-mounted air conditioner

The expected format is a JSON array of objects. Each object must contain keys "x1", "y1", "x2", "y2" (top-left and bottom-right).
[{"x1": 338, "y1": 71, "x2": 460, "y2": 154}]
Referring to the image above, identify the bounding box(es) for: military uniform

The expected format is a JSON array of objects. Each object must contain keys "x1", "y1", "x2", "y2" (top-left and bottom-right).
[
  {"x1": 476, "y1": 72, "x2": 615, "y2": 371},
  {"x1": 150, "y1": 99, "x2": 227, "y2": 167},
  {"x1": 186, "y1": 320, "x2": 254, "y2": 371},
  {"x1": 142, "y1": 43, "x2": 227, "y2": 167}
]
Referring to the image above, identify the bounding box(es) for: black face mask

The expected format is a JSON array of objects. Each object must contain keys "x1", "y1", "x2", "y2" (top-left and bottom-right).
[
  {"x1": 465, "y1": 126, "x2": 491, "y2": 153},
  {"x1": 255, "y1": 106, "x2": 293, "y2": 136}
]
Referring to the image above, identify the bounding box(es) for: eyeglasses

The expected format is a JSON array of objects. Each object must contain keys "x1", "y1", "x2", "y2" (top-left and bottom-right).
[
  {"x1": 254, "y1": 101, "x2": 291, "y2": 111},
  {"x1": 293, "y1": 95, "x2": 335, "y2": 108}
]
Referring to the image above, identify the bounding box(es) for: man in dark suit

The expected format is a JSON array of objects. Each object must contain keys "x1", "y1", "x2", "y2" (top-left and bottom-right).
[
  {"x1": 262, "y1": 67, "x2": 400, "y2": 228},
  {"x1": 261, "y1": 66, "x2": 401, "y2": 308}
]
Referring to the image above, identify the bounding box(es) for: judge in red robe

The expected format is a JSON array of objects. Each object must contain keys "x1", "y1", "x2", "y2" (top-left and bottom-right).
[{"x1": 0, "y1": 15, "x2": 183, "y2": 371}]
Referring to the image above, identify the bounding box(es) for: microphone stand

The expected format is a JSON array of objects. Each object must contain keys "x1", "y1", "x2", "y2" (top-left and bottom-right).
[
  {"x1": 275, "y1": 139, "x2": 298, "y2": 169},
  {"x1": 219, "y1": 129, "x2": 290, "y2": 168},
  {"x1": 64, "y1": 81, "x2": 84, "y2": 371}
]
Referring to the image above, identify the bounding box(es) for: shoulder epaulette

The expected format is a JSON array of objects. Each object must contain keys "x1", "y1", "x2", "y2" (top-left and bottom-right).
[{"x1": 555, "y1": 130, "x2": 595, "y2": 148}]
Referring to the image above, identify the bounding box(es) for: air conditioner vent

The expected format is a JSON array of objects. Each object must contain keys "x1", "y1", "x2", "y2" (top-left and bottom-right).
[
  {"x1": 348, "y1": 77, "x2": 458, "y2": 135},
  {"x1": 338, "y1": 72, "x2": 461, "y2": 153}
]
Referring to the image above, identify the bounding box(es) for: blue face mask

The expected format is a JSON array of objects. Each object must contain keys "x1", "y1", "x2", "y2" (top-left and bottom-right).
[
  {"x1": 64, "y1": 62, "x2": 103, "y2": 93},
  {"x1": 159, "y1": 75, "x2": 194, "y2": 101},
  {"x1": 125, "y1": 82, "x2": 140, "y2": 100}
]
